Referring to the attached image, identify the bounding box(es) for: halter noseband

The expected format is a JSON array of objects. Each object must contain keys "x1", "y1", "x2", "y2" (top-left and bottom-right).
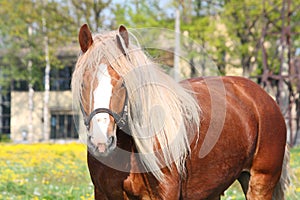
[{"x1": 80, "y1": 84, "x2": 130, "y2": 133}]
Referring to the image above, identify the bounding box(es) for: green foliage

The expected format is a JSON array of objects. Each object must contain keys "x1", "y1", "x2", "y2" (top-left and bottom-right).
[
  {"x1": 0, "y1": 0, "x2": 76, "y2": 92},
  {"x1": 68, "y1": 0, "x2": 112, "y2": 32},
  {"x1": 0, "y1": 134, "x2": 10, "y2": 142},
  {"x1": 112, "y1": 0, "x2": 173, "y2": 29},
  {"x1": 111, "y1": 0, "x2": 299, "y2": 77},
  {"x1": 218, "y1": 0, "x2": 300, "y2": 76},
  {"x1": 0, "y1": 0, "x2": 299, "y2": 89}
]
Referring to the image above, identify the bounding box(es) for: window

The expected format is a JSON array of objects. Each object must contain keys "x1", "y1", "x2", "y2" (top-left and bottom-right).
[
  {"x1": 12, "y1": 66, "x2": 73, "y2": 92},
  {"x1": 1, "y1": 114, "x2": 10, "y2": 134},
  {"x1": 50, "y1": 113, "x2": 79, "y2": 139},
  {"x1": 12, "y1": 80, "x2": 29, "y2": 91},
  {"x1": 50, "y1": 66, "x2": 72, "y2": 91},
  {"x1": 0, "y1": 93, "x2": 11, "y2": 135}
]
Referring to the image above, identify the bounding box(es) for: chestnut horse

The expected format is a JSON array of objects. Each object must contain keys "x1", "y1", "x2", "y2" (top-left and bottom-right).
[{"x1": 71, "y1": 24, "x2": 288, "y2": 200}]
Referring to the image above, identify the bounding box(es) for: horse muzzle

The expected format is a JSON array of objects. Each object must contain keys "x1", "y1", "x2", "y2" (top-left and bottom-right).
[{"x1": 88, "y1": 134, "x2": 117, "y2": 156}]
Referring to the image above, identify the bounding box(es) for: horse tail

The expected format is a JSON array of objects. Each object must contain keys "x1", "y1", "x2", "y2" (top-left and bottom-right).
[{"x1": 272, "y1": 145, "x2": 291, "y2": 200}]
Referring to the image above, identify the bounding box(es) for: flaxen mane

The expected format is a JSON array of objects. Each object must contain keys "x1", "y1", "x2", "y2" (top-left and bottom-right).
[{"x1": 72, "y1": 29, "x2": 201, "y2": 180}]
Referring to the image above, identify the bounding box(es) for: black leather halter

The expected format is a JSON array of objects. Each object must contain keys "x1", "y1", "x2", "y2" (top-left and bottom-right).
[{"x1": 80, "y1": 84, "x2": 130, "y2": 133}]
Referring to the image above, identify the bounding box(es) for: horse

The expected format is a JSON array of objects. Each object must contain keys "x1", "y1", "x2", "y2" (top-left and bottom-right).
[{"x1": 71, "y1": 24, "x2": 289, "y2": 200}]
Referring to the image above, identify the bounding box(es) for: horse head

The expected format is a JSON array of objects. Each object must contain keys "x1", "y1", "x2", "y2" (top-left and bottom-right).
[{"x1": 76, "y1": 24, "x2": 129, "y2": 156}]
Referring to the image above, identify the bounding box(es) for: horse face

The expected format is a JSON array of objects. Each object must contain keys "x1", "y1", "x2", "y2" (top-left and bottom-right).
[
  {"x1": 81, "y1": 62, "x2": 126, "y2": 156},
  {"x1": 78, "y1": 24, "x2": 129, "y2": 156}
]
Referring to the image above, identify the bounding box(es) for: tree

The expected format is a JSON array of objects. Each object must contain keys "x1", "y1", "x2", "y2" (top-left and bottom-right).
[
  {"x1": 111, "y1": 0, "x2": 172, "y2": 29},
  {"x1": 0, "y1": 0, "x2": 76, "y2": 141},
  {"x1": 69, "y1": 0, "x2": 112, "y2": 31}
]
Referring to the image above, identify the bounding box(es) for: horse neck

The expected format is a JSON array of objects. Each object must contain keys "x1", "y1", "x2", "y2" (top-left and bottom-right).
[
  {"x1": 116, "y1": 129, "x2": 134, "y2": 151},
  {"x1": 116, "y1": 129, "x2": 150, "y2": 173}
]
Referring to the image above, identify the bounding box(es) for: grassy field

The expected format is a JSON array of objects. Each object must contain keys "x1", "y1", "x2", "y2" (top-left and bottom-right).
[
  {"x1": 0, "y1": 143, "x2": 93, "y2": 200},
  {"x1": 0, "y1": 143, "x2": 299, "y2": 200}
]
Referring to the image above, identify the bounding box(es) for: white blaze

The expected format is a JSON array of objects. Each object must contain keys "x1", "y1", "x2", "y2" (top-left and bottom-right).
[{"x1": 91, "y1": 63, "x2": 113, "y2": 144}]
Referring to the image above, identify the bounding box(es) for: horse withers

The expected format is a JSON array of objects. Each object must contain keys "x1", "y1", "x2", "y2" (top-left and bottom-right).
[{"x1": 71, "y1": 24, "x2": 288, "y2": 200}]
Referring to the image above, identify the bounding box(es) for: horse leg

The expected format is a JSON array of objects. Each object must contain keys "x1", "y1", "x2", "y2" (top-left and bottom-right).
[
  {"x1": 246, "y1": 137, "x2": 284, "y2": 199},
  {"x1": 246, "y1": 147, "x2": 284, "y2": 200},
  {"x1": 237, "y1": 171, "x2": 250, "y2": 198},
  {"x1": 247, "y1": 170, "x2": 282, "y2": 200},
  {"x1": 246, "y1": 99, "x2": 286, "y2": 200}
]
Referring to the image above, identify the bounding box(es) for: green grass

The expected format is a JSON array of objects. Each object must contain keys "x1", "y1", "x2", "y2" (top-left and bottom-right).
[
  {"x1": 0, "y1": 143, "x2": 299, "y2": 199},
  {"x1": 0, "y1": 143, "x2": 93, "y2": 200}
]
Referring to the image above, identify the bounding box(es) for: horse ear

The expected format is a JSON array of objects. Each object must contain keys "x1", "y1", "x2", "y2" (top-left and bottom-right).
[
  {"x1": 79, "y1": 24, "x2": 93, "y2": 53},
  {"x1": 118, "y1": 25, "x2": 129, "y2": 48}
]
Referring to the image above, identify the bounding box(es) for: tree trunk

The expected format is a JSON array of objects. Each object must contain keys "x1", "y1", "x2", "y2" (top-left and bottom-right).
[
  {"x1": 28, "y1": 60, "x2": 34, "y2": 142},
  {"x1": 42, "y1": 0, "x2": 50, "y2": 141},
  {"x1": 27, "y1": 25, "x2": 34, "y2": 142},
  {"x1": 174, "y1": 7, "x2": 180, "y2": 81}
]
